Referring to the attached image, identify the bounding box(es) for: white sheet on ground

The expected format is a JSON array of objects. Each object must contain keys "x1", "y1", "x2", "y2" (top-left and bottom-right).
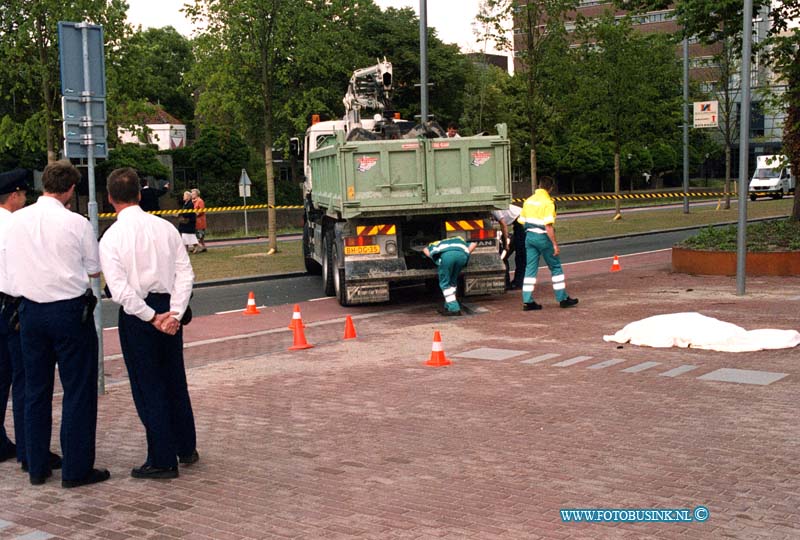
[{"x1": 603, "y1": 312, "x2": 800, "y2": 352}]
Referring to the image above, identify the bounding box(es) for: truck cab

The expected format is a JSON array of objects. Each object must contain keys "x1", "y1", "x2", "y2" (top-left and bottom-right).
[{"x1": 749, "y1": 155, "x2": 796, "y2": 201}]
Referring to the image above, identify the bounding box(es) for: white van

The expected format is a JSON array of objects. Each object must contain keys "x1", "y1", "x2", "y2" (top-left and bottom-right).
[{"x1": 749, "y1": 155, "x2": 796, "y2": 201}]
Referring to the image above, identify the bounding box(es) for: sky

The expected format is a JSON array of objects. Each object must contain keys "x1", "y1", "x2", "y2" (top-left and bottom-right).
[{"x1": 125, "y1": 0, "x2": 509, "y2": 56}]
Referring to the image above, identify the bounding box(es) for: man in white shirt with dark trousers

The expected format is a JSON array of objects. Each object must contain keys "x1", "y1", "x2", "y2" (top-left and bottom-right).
[
  {"x1": 5, "y1": 160, "x2": 109, "y2": 488},
  {"x1": 0, "y1": 169, "x2": 63, "y2": 475},
  {"x1": 100, "y1": 167, "x2": 198, "y2": 480}
]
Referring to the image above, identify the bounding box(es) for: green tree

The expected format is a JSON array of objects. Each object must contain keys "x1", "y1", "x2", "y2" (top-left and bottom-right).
[
  {"x1": 475, "y1": 0, "x2": 577, "y2": 190},
  {"x1": 98, "y1": 143, "x2": 170, "y2": 178},
  {"x1": 0, "y1": 0, "x2": 129, "y2": 163},
  {"x1": 460, "y1": 63, "x2": 511, "y2": 135},
  {"x1": 112, "y1": 26, "x2": 195, "y2": 128},
  {"x1": 188, "y1": 126, "x2": 249, "y2": 206},
  {"x1": 761, "y1": 0, "x2": 800, "y2": 221},
  {"x1": 185, "y1": 0, "x2": 300, "y2": 254},
  {"x1": 573, "y1": 12, "x2": 682, "y2": 216}
]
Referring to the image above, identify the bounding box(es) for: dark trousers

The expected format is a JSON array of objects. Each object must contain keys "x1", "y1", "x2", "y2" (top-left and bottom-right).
[
  {"x1": 118, "y1": 293, "x2": 196, "y2": 469},
  {"x1": 18, "y1": 297, "x2": 98, "y2": 481},
  {"x1": 0, "y1": 309, "x2": 25, "y2": 462},
  {"x1": 511, "y1": 220, "x2": 527, "y2": 287}
]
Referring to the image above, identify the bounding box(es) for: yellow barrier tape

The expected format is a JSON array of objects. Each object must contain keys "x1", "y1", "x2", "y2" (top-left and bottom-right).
[
  {"x1": 512, "y1": 191, "x2": 740, "y2": 204},
  {"x1": 97, "y1": 204, "x2": 303, "y2": 219},
  {"x1": 96, "y1": 191, "x2": 751, "y2": 218}
]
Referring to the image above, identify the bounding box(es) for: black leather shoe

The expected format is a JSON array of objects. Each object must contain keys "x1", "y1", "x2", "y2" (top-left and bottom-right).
[
  {"x1": 22, "y1": 451, "x2": 62, "y2": 472},
  {"x1": 0, "y1": 442, "x2": 16, "y2": 462},
  {"x1": 522, "y1": 302, "x2": 542, "y2": 311},
  {"x1": 30, "y1": 470, "x2": 52, "y2": 486},
  {"x1": 131, "y1": 464, "x2": 178, "y2": 479},
  {"x1": 62, "y1": 468, "x2": 111, "y2": 488},
  {"x1": 559, "y1": 297, "x2": 579, "y2": 308},
  {"x1": 178, "y1": 450, "x2": 199, "y2": 465}
]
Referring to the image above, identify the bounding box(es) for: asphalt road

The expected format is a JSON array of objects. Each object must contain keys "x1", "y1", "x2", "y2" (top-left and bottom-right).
[{"x1": 98, "y1": 228, "x2": 697, "y2": 328}]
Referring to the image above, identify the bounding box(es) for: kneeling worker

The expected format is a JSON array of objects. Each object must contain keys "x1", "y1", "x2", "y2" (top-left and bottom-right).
[
  {"x1": 518, "y1": 176, "x2": 578, "y2": 310},
  {"x1": 423, "y1": 236, "x2": 477, "y2": 316}
]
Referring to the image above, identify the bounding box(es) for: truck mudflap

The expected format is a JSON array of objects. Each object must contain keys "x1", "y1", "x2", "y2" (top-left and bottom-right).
[
  {"x1": 345, "y1": 281, "x2": 391, "y2": 304},
  {"x1": 342, "y1": 252, "x2": 506, "y2": 304},
  {"x1": 463, "y1": 272, "x2": 507, "y2": 296},
  {"x1": 461, "y1": 251, "x2": 507, "y2": 297}
]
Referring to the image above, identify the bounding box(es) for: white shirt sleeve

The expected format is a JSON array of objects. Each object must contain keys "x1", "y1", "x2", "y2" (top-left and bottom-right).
[
  {"x1": 80, "y1": 220, "x2": 102, "y2": 275},
  {"x1": 99, "y1": 236, "x2": 156, "y2": 322},
  {"x1": 168, "y1": 229, "x2": 195, "y2": 319}
]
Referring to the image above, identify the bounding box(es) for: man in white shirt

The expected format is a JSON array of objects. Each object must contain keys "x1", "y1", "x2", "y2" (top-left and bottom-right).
[
  {"x1": 491, "y1": 204, "x2": 526, "y2": 289},
  {"x1": 100, "y1": 167, "x2": 198, "y2": 480},
  {"x1": 5, "y1": 161, "x2": 109, "y2": 488},
  {"x1": 0, "y1": 170, "x2": 29, "y2": 464},
  {"x1": 0, "y1": 169, "x2": 63, "y2": 475}
]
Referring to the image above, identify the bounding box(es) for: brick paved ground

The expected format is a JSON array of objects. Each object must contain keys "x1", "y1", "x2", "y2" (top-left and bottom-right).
[{"x1": 1, "y1": 252, "x2": 799, "y2": 539}]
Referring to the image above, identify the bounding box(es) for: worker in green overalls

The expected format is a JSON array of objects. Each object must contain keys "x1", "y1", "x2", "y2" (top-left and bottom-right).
[{"x1": 423, "y1": 236, "x2": 477, "y2": 316}]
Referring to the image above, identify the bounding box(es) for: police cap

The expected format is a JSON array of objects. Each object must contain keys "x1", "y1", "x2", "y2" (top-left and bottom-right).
[{"x1": 0, "y1": 168, "x2": 32, "y2": 195}]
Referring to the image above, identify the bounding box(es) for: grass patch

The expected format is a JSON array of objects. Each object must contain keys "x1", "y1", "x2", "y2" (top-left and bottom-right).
[
  {"x1": 677, "y1": 219, "x2": 800, "y2": 252},
  {"x1": 557, "y1": 199, "x2": 794, "y2": 243},
  {"x1": 191, "y1": 240, "x2": 304, "y2": 282}
]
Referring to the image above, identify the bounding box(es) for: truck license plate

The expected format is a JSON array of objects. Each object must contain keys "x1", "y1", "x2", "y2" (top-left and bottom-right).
[{"x1": 345, "y1": 245, "x2": 380, "y2": 255}]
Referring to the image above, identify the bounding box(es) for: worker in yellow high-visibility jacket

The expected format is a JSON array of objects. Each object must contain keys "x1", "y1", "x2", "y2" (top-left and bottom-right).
[{"x1": 517, "y1": 176, "x2": 578, "y2": 311}]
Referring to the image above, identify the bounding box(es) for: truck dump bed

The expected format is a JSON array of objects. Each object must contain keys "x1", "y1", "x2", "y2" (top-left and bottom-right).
[{"x1": 310, "y1": 125, "x2": 511, "y2": 218}]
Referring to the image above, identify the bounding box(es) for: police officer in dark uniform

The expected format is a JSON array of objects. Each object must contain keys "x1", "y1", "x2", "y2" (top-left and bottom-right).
[
  {"x1": 5, "y1": 161, "x2": 110, "y2": 488},
  {"x1": 0, "y1": 169, "x2": 31, "y2": 464},
  {"x1": 0, "y1": 169, "x2": 63, "y2": 473},
  {"x1": 100, "y1": 168, "x2": 198, "y2": 479}
]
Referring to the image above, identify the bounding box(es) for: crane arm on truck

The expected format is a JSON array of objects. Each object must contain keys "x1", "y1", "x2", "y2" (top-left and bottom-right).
[{"x1": 342, "y1": 58, "x2": 393, "y2": 133}]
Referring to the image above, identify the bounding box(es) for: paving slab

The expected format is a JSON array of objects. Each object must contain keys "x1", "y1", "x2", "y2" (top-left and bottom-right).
[
  {"x1": 2, "y1": 252, "x2": 799, "y2": 539},
  {"x1": 697, "y1": 368, "x2": 789, "y2": 386}
]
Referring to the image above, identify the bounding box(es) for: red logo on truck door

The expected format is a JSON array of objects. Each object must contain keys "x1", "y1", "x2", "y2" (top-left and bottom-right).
[
  {"x1": 470, "y1": 151, "x2": 491, "y2": 167},
  {"x1": 357, "y1": 156, "x2": 378, "y2": 172}
]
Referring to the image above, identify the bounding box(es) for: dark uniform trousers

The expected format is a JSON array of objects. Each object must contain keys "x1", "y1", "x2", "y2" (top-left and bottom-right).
[
  {"x1": 511, "y1": 220, "x2": 527, "y2": 287},
  {"x1": 18, "y1": 296, "x2": 98, "y2": 482},
  {"x1": 118, "y1": 293, "x2": 196, "y2": 469},
  {"x1": 0, "y1": 302, "x2": 25, "y2": 462}
]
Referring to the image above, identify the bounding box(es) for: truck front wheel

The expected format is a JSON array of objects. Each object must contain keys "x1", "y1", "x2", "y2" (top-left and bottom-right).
[
  {"x1": 321, "y1": 229, "x2": 335, "y2": 296},
  {"x1": 303, "y1": 220, "x2": 321, "y2": 275},
  {"x1": 750, "y1": 194, "x2": 757, "y2": 202}
]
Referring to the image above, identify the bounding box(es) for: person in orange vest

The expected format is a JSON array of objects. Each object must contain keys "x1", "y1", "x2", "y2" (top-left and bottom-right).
[
  {"x1": 517, "y1": 176, "x2": 578, "y2": 311},
  {"x1": 191, "y1": 189, "x2": 207, "y2": 253}
]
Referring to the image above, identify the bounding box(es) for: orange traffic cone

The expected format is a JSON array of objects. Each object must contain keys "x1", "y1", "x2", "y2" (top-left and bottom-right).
[
  {"x1": 243, "y1": 291, "x2": 260, "y2": 315},
  {"x1": 425, "y1": 331, "x2": 451, "y2": 367},
  {"x1": 288, "y1": 304, "x2": 305, "y2": 330},
  {"x1": 343, "y1": 315, "x2": 357, "y2": 340},
  {"x1": 610, "y1": 255, "x2": 621, "y2": 272},
  {"x1": 288, "y1": 319, "x2": 314, "y2": 350}
]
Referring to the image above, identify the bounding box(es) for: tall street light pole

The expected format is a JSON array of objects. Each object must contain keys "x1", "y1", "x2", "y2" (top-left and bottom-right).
[
  {"x1": 736, "y1": 0, "x2": 754, "y2": 295},
  {"x1": 419, "y1": 0, "x2": 429, "y2": 124},
  {"x1": 683, "y1": 36, "x2": 690, "y2": 214}
]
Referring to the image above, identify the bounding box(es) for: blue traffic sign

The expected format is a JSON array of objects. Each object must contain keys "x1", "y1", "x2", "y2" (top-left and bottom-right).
[{"x1": 58, "y1": 22, "x2": 106, "y2": 97}]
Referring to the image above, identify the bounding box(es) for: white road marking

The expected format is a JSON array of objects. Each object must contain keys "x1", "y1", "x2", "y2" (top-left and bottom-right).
[{"x1": 214, "y1": 305, "x2": 267, "y2": 315}]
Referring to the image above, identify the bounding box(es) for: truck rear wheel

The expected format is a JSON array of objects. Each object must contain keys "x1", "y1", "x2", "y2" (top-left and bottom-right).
[
  {"x1": 772, "y1": 189, "x2": 784, "y2": 200},
  {"x1": 332, "y1": 240, "x2": 350, "y2": 306},
  {"x1": 321, "y1": 229, "x2": 335, "y2": 296}
]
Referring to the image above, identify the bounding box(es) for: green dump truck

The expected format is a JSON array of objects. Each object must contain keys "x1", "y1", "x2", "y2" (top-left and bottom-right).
[{"x1": 301, "y1": 121, "x2": 512, "y2": 306}]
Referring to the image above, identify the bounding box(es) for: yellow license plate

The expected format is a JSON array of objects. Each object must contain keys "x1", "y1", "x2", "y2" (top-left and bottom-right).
[{"x1": 345, "y1": 245, "x2": 380, "y2": 255}]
